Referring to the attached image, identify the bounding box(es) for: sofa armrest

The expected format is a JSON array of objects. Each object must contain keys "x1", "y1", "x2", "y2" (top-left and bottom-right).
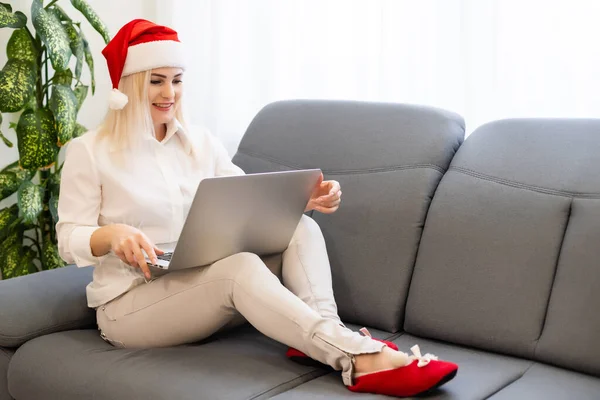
[{"x1": 0, "y1": 265, "x2": 95, "y2": 347}]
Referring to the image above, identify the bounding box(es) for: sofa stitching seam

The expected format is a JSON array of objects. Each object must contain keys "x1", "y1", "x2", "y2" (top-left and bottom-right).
[
  {"x1": 0, "y1": 319, "x2": 93, "y2": 343},
  {"x1": 401, "y1": 169, "x2": 446, "y2": 331},
  {"x1": 237, "y1": 149, "x2": 447, "y2": 175},
  {"x1": 533, "y1": 198, "x2": 573, "y2": 355},
  {"x1": 0, "y1": 347, "x2": 12, "y2": 361},
  {"x1": 482, "y1": 361, "x2": 535, "y2": 400},
  {"x1": 248, "y1": 369, "x2": 327, "y2": 399},
  {"x1": 450, "y1": 167, "x2": 600, "y2": 198}
]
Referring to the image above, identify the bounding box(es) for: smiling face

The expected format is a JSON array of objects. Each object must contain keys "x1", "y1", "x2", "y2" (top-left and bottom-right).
[{"x1": 147, "y1": 67, "x2": 183, "y2": 134}]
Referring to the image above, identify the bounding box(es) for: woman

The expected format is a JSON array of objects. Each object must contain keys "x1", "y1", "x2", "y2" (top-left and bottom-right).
[{"x1": 56, "y1": 19, "x2": 457, "y2": 397}]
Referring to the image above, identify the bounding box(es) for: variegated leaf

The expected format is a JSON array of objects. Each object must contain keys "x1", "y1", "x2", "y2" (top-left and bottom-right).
[
  {"x1": 16, "y1": 108, "x2": 58, "y2": 170},
  {"x1": 70, "y1": 0, "x2": 110, "y2": 44},
  {"x1": 65, "y1": 24, "x2": 84, "y2": 80},
  {"x1": 0, "y1": 3, "x2": 26, "y2": 29},
  {"x1": 17, "y1": 180, "x2": 44, "y2": 225},
  {"x1": 0, "y1": 242, "x2": 25, "y2": 279},
  {"x1": 2, "y1": 160, "x2": 35, "y2": 182},
  {"x1": 31, "y1": 0, "x2": 72, "y2": 71},
  {"x1": 73, "y1": 122, "x2": 87, "y2": 138},
  {"x1": 0, "y1": 204, "x2": 18, "y2": 243},
  {"x1": 0, "y1": 227, "x2": 32, "y2": 278},
  {"x1": 80, "y1": 31, "x2": 95, "y2": 94},
  {"x1": 43, "y1": 239, "x2": 65, "y2": 270},
  {"x1": 21, "y1": 247, "x2": 39, "y2": 274},
  {"x1": 49, "y1": 85, "x2": 78, "y2": 146},
  {"x1": 0, "y1": 171, "x2": 19, "y2": 200},
  {"x1": 47, "y1": 5, "x2": 71, "y2": 22},
  {"x1": 73, "y1": 83, "x2": 88, "y2": 111},
  {"x1": 53, "y1": 69, "x2": 73, "y2": 86},
  {"x1": 0, "y1": 160, "x2": 35, "y2": 201},
  {"x1": 7, "y1": 28, "x2": 38, "y2": 64},
  {"x1": 49, "y1": 191, "x2": 59, "y2": 223},
  {"x1": 0, "y1": 59, "x2": 36, "y2": 113},
  {"x1": 0, "y1": 229, "x2": 21, "y2": 251}
]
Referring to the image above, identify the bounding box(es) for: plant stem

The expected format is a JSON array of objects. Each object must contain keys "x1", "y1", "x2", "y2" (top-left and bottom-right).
[
  {"x1": 25, "y1": 234, "x2": 43, "y2": 258},
  {"x1": 34, "y1": 222, "x2": 43, "y2": 266},
  {"x1": 44, "y1": 53, "x2": 50, "y2": 105},
  {"x1": 39, "y1": 169, "x2": 54, "y2": 267},
  {"x1": 54, "y1": 150, "x2": 59, "y2": 174},
  {"x1": 35, "y1": 37, "x2": 44, "y2": 110},
  {"x1": 41, "y1": 82, "x2": 54, "y2": 99},
  {"x1": 25, "y1": 27, "x2": 42, "y2": 52}
]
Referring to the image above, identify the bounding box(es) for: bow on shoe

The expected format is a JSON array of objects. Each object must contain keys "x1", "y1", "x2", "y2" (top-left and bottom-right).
[{"x1": 410, "y1": 345, "x2": 439, "y2": 367}]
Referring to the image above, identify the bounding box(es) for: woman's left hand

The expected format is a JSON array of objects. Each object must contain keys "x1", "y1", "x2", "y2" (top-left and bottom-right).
[{"x1": 305, "y1": 172, "x2": 342, "y2": 214}]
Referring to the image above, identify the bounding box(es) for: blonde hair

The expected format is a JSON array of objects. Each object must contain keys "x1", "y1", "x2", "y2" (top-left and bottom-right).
[{"x1": 96, "y1": 70, "x2": 193, "y2": 165}]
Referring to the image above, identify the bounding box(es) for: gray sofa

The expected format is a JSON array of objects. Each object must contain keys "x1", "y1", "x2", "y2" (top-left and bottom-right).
[{"x1": 1, "y1": 100, "x2": 599, "y2": 399}]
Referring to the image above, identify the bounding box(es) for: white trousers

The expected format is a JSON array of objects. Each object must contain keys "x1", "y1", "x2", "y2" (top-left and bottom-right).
[{"x1": 97, "y1": 215, "x2": 383, "y2": 385}]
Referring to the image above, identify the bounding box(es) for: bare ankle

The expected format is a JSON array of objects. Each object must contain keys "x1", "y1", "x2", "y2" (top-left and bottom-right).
[{"x1": 354, "y1": 346, "x2": 409, "y2": 374}]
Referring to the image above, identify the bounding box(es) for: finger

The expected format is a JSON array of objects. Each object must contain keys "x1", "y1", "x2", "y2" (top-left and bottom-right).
[
  {"x1": 328, "y1": 181, "x2": 340, "y2": 195},
  {"x1": 123, "y1": 247, "x2": 137, "y2": 267},
  {"x1": 330, "y1": 198, "x2": 342, "y2": 207},
  {"x1": 132, "y1": 245, "x2": 151, "y2": 280},
  {"x1": 322, "y1": 199, "x2": 342, "y2": 209},
  {"x1": 316, "y1": 172, "x2": 324, "y2": 187},
  {"x1": 318, "y1": 194, "x2": 339, "y2": 206},
  {"x1": 155, "y1": 247, "x2": 165, "y2": 255},
  {"x1": 140, "y1": 240, "x2": 158, "y2": 264},
  {"x1": 320, "y1": 190, "x2": 341, "y2": 202},
  {"x1": 330, "y1": 190, "x2": 342, "y2": 200},
  {"x1": 115, "y1": 249, "x2": 129, "y2": 266},
  {"x1": 315, "y1": 205, "x2": 339, "y2": 214},
  {"x1": 313, "y1": 205, "x2": 326, "y2": 213}
]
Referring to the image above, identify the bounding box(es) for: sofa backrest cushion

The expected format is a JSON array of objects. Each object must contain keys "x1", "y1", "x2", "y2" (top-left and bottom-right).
[
  {"x1": 233, "y1": 100, "x2": 464, "y2": 332},
  {"x1": 405, "y1": 119, "x2": 600, "y2": 376},
  {"x1": 534, "y1": 195, "x2": 600, "y2": 377}
]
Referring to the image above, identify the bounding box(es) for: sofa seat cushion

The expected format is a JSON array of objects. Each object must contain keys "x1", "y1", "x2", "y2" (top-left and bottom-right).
[
  {"x1": 8, "y1": 324, "x2": 395, "y2": 400},
  {"x1": 488, "y1": 363, "x2": 600, "y2": 400},
  {"x1": 8, "y1": 327, "x2": 329, "y2": 400},
  {"x1": 0, "y1": 348, "x2": 14, "y2": 400},
  {"x1": 272, "y1": 334, "x2": 532, "y2": 400},
  {"x1": 273, "y1": 334, "x2": 600, "y2": 400}
]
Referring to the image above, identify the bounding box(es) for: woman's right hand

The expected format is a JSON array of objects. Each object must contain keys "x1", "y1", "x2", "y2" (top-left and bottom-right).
[{"x1": 107, "y1": 224, "x2": 164, "y2": 279}]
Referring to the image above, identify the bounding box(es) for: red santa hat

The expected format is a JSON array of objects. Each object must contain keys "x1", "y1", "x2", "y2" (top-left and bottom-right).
[{"x1": 101, "y1": 19, "x2": 186, "y2": 110}]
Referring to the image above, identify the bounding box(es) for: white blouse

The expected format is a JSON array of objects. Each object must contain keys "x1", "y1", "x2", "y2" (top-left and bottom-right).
[{"x1": 56, "y1": 120, "x2": 244, "y2": 308}]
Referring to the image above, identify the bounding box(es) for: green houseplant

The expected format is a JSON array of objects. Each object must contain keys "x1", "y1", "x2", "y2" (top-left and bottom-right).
[{"x1": 0, "y1": 0, "x2": 109, "y2": 278}]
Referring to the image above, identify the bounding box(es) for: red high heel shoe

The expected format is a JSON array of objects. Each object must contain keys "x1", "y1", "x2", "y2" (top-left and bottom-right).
[
  {"x1": 286, "y1": 328, "x2": 399, "y2": 367},
  {"x1": 348, "y1": 345, "x2": 458, "y2": 397}
]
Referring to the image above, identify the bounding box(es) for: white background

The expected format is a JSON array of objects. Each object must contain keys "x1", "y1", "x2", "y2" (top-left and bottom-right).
[{"x1": 2, "y1": 0, "x2": 600, "y2": 209}]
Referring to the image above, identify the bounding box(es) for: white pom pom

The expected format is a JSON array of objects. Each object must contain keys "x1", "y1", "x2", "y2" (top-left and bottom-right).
[{"x1": 108, "y1": 88, "x2": 128, "y2": 110}]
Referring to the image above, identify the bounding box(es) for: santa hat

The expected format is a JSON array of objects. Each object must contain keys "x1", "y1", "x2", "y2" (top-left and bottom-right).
[{"x1": 101, "y1": 19, "x2": 186, "y2": 110}]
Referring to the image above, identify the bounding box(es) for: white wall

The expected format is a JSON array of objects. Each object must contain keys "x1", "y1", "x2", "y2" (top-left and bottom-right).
[{"x1": 0, "y1": 0, "x2": 156, "y2": 209}]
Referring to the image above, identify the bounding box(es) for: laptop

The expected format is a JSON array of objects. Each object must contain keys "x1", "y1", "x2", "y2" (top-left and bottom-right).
[{"x1": 145, "y1": 169, "x2": 322, "y2": 274}]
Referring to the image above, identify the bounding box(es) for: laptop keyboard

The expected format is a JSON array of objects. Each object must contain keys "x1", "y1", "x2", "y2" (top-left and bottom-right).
[{"x1": 157, "y1": 252, "x2": 173, "y2": 261}]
